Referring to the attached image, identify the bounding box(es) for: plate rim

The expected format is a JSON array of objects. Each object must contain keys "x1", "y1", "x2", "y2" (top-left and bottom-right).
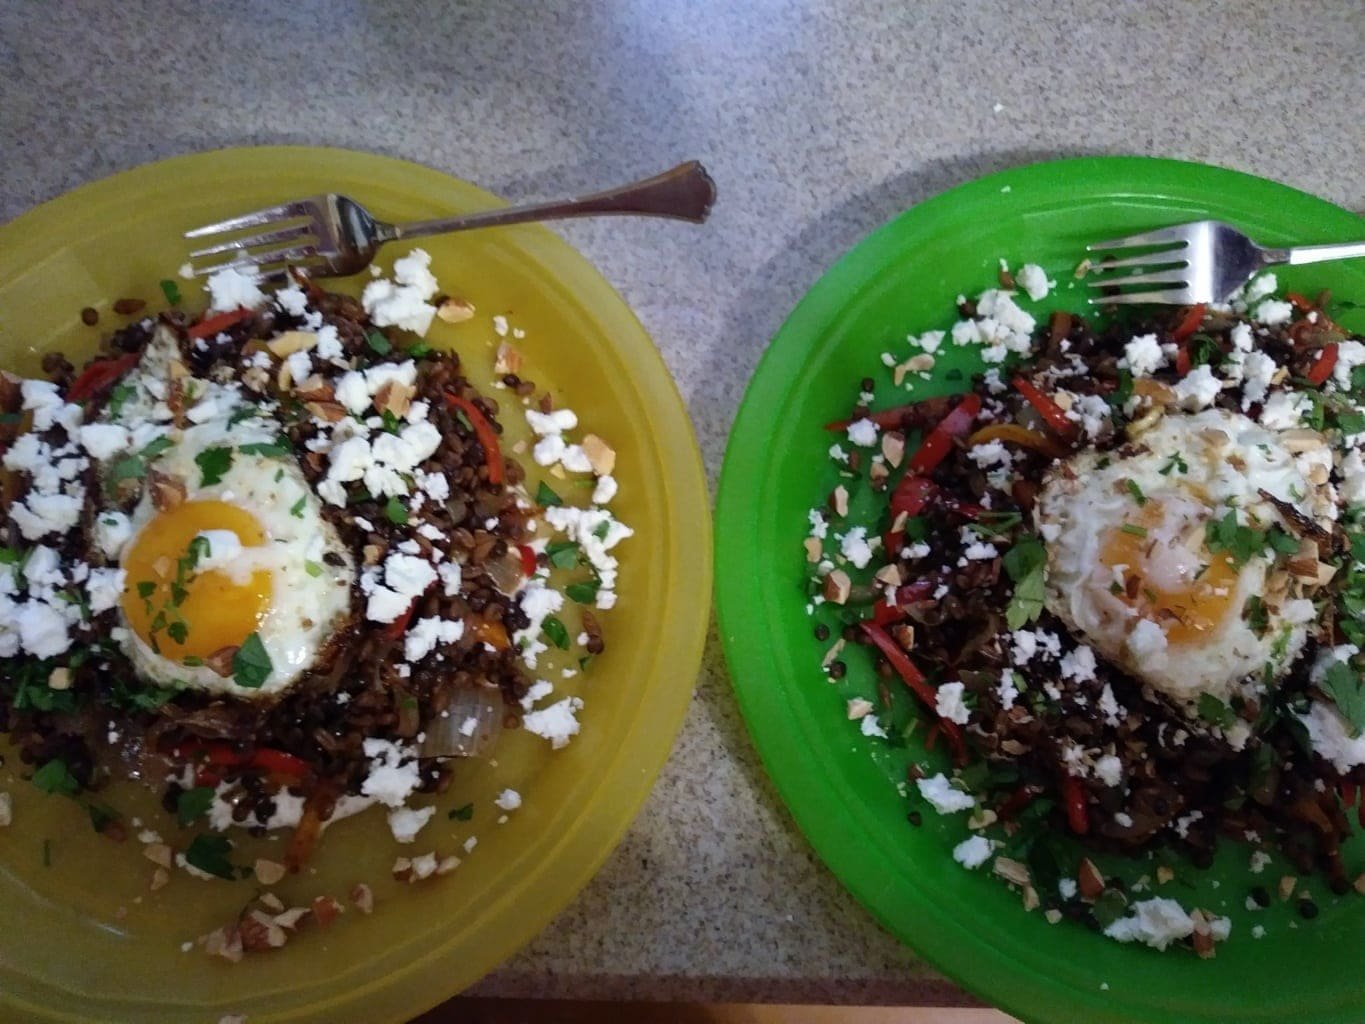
[
  {"x1": 715, "y1": 154, "x2": 1365, "y2": 1024},
  {"x1": 0, "y1": 144, "x2": 714, "y2": 1023}
]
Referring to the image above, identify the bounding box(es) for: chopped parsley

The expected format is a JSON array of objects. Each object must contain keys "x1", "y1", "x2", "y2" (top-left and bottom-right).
[
  {"x1": 32, "y1": 758, "x2": 80, "y2": 797},
  {"x1": 159, "y1": 279, "x2": 182, "y2": 305},
  {"x1": 542, "y1": 615, "x2": 571, "y2": 650},
  {"x1": 184, "y1": 834, "x2": 237, "y2": 880},
  {"x1": 1002, "y1": 536, "x2": 1046, "y2": 630},
  {"x1": 1197, "y1": 693, "x2": 1236, "y2": 730},
  {"x1": 592, "y1": 520, "x2": 611, "y2": 541},
  {"x1": 407, "y1": 342, "x2": 433, "y2": 358},
  {"x1": 565, "y1": 579, "x2": 601, "y2": 604},
  {"x1": 290, "y1": 496, "x2": 307, "y2": 518},
  {"x1": 231, "y1": 632, "x2": 273, "y2": 689},
  {"x1": 177, "y1": 786, "x2": 215, "y2": 827},
  {"x1": 1204, "y1": 510, "x2": 1268, "y2": 569},
  {"x1": 384, "y1": 496, "x2": 409, "y2": 525},
  {"x1": 546, "y1": 541, "x2": 581, "y2": 569},
  {"x1": 1125, "y1": 479, "x2": 1147, "y2": 506},
  {"x1": 448, "y1": 803, "x2": 474, "y2": 822},
  {"x1": 108, "y1": 382, "x2": 134, "y2": 418},
  {"x1": 535, "y1": 481, "x2": 563, "y2": 507},
  {"x1": 194, "y1": 446, "x2": 234, "y2": 486},
  {"x1": 1160, "y1": 453, "x2": 1188, "y2": 476},
  {"x1": 1245, "y1": 595, "x2": 1269, "y2": 635},
  {"x1": 237, "y1": 437, "x2": 291, "y2": 458},
  {"x1": 365, "y1": 330, "x2": 392, "y2": 355},
  {"x1": 1319, "y1": 660, "x2": 1365, "y2": 737}
]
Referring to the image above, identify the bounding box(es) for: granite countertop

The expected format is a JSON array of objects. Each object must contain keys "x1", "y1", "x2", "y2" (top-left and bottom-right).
[{"x1": 3, "y1": 0, "x2": 1362, "y2": 1010}]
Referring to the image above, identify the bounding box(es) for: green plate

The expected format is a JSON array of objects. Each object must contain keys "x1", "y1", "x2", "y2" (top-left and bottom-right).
[{"x1": 715, "y1": 157, "x2": 1365, "y2": 1024}]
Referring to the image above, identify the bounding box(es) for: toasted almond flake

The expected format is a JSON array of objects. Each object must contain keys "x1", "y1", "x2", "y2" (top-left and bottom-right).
[
  {"x1": 999, "y1": 738, "x2": 1027, "y2": 756},
  {"x1": 830, "y1": 485, "x2": 849, "y2": 518},
  {"x1": 1270, "y1": 366, "x2": 1289, "y2": 386},
  {"x1": 304, "y1": 400, "x2": 348, "y2": 423},
  {"x1": 0, "y1": 792, "x2": 11, "y2": 828},
  {"x1": 890, "y1": 623, "x2": 915, "y2": 651},
  {"x1": 149, "y1": 470, "x2": 187, "y2": 512},
  {"x1": 150, "y1": 867, "x2": 169, "y2": 892},
  {"x1": 1191, "y1": 909, "x2": 1216, "y2": 959},
  {"x1": 266, "y1": 330, "x2": 319, "y2": 358},
  {"x1": 259, "y1": 892, "x2": 285, "y2": 912},
  {"x1": 1078, "y1": 858, "x2": 1105, "y2": 901},
  {"x1": 350, "y1": 882, "x2": 375, "y2": 914},
  {"x1": 436, "y1": 298, "x2": 476, "y2": 323},
  {"x1": 273, "y1": 907, "x2": 310, "y2": 930},
  {"x1": 311, "y1": 895, "x2": 342, "y2": 928},
  {"x1": 882, "y1": 431, "x2": 906, "y2": 468},
  {"x1": 511, "y1": 440, "x2": 528, "y2": 455},
  {"x1": 869, "y1": 460, "x2": 890, "y2": 488},
  {"x1": 362, "y1": 544, "x2": 384, "y2": 567},
  {"x1": 803, "y1": 537, "x2": 823, "y2": 563},
  {"x1": 143, "y1": 843, "x2": 173, "y2": 869},
  {"x1": 410, "y1": 852, "x2": 439, "y2": 880},
  {"x1": 993, "y1": 857, "x2": 1031, "y2": 887},
  {"x1": 47, "y1": 667, "x2": 72, "y2": 691},
  {"x1": 549, "y1": 463, "x2": 566, "y2": 479},
  {"x1": 1156, "y1": 865, "x2": 1175, "y2": 885},
  {"x1": 294, "y1": 374, "x2": 334, "y2": 403},
  {"x1": 374, "y1": 380, "x2": 415, "y2": 419},
  {"x1": 240, "y1": 909, "x2": 288, "y2": 951},
  {"x1": 890, "y1": 509, "x2": 908, "y2": 533},
  {"x1": 821, "y1": 638, "x2": 846, "y2": 670},
  {"x1": 242, "y1": 366, "x2": 269, "y2": 392},
  {"x1": 254, "y1": 858, "x2": 286, "y2": 886},
  {"x1": 1022, "y1": 884, "x2": 1040, "y2": 911},
  {"x1": 1045, "y1": 908, "x2": 1063, "y2": 924},
  {"x1": 1279, "y1": 875, "x2": 1297, "y2": 901},
  {"x1": 823, "y1": 569, "x2": 851, "y2": 605},
  {"x1": 846, "y1": 698, "x2": 875, "y2": 720},
  {"x1": 436, "y1": 854, "x2": 461, "y2": 876},
  {"x1": 1052, "y1": 391, "x2": 1075, "y2": 412},
  {"x1": 1074, "y1": 257, "x2": 1093, "y2": 278},
  {"x1": 581, "y1": 434, "x2": 616, "y2": 476},
  {"x1": 203, "y1": 925, "x2": 244, "y2": 963},
  {"x1": 493, "y1": 341, "x2": 523, "y2": 375},
  {"x1": 1280, "y1": 428, "x2": 1327, "y2": 453}
]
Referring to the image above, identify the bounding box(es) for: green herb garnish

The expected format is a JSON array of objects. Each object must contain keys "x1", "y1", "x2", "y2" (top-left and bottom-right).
[
  {"x1": 160, "y1": 279, "x2": 182, "y2": 305},
  {"x1": 384, "y1": 495, "x2": 409, "y2": 525},
  {"x1": 542, "y1": 615, "x2": 571, "y2": 650},
  {"x1": 365, "y1": 330, "x2": 392, "y2": 355},
  {"x1": 565, "y1": 579, "x2": 601, "y2": 604},
  {"x1": 231, "y1": 632, "x2": 272, "y2": 689},
  {"x1": 1125, "y1": 479, "x2": 1147, "y2": 506},
  {"x1": 32, "y1": 758, "x2": 79, "y2": 797},
  {"x1": 535, "y1": 481, "x2": 563, "y2": 507},
  {"x1": 184, "y1": 834, "x2": 236, "y2": 880},
  {"x1": 1120, "y1": 523, "x2": 1148, "y2": 538},
  {"x1": 177, "y1": 786, "x2": 215, "y2": 827},
  {"x1": 1002, "y1": 536, "x2": 1046, "y2": 630},
  {"x1": 1320, "y1": 660, "x2": 1365, "y2": 737},
  {"x1": 238, "y1": 437, "x2": 291, "y2": 458},
  {"x1": 448, "y1": 803, "x2": 474, "y2": 822},
  {"x1": 304, "y1": 560, "x2": 323, "y2": 578},
  {"x1": 546, "y1": 541, "x2": 581, "y2": 569},
  {"x1": 194, "y1": 446, "x2": 234, "y2": 486},
  {"x1": 1197, "y1": 693, "x2": 1236, "y2": 730},
  {"x1": 290, "y1": 496, "x2": 306, "y2": 518}
]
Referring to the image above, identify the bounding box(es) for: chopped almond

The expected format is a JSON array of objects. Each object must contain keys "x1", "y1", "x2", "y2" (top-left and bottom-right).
[
  {"x1": 803, "y1": 537, "x2": 822, "y2": 563},
  {"x1": 374, "y1": 380, "x2": 415, "y2": 419},
  {"x1": 1022, "y1": 884, "x2": 1040, "y2": 911},
  {"x1": 143, "y1": 843, "x2": 173, "y2": 869},
  {"x1": 869, "y1": 460, "x2": 890, "y2": 489},
  {"x1": 0, "y1": 792, "x2": 11, "y2": 828},
  {"x1": 311, "y1": 895, "x2": 343, "y2": 929},
  {"x1": 493, "y1": 341, "x2": 523, "y2": 375},
  {"x1": 823, "y1": 569, "x2": 852, "y2": 605},
  {"x1": 581, "y1": 434, "x2": 616, "y2": 476},
  {"x1": 304, "y1": 400, "x2": 348, "y2": 424},
  {"x1": 350, "y1": 882, "x2": 375, "y2": 914},
  {"x1": 890, "y1": 623, "x2": 915, "y2": 651},
  {"x1": 410, "y1": 852, "x2": 439, "y2": 880},
  {"x1": 846, "y1": 698, "x2": 874, "y2": 720},
  {"x1": 968, "y1": 808, "x2": 997, "y2": 831},
  {"x1": 881, "y1": 431, "x2": 906, "y2": 468},
  {"x1": 148, "y1": 470, "x2": 187, "y2": 512},
  {"x1": 436, "y1": 298, "x2": 476, "y2": 323},
  {"x1": 436, "y1": 855, "x2": 461, "y2": 876},
  {"x1": 392, "y1": 856, "x2": 414, "y2": 883},
  {"x1": 1190, "y1": 909, "x2": 1216, "y2": 959},
  {"x1": 994, "y1": 857, "x2": 1031, "y2": 887},
  {"x1": 821, "y1": 638, "x2": 846, "y2": 670},
  {"x1": 47, "y1": 667, "x2": 72, "y2": 691},
  {"x1": 830, "y1": 485, "x2": 849, "y2": 517},
  {"x1": 362, "y1": 544, "x2": 384, "y2": 566},
  {"x1": 1045, "y1": 908, "x2": 1063, "y2": 925},
  {"x1": 1077, "y1": 858, "x2": 1105, "y2": 901},
  {"x1": 239, "y1": 909, "x2": 287, "y2": 952},
  {"x1": 1353, "y1": 873, "x2": 1365, "y2": 896},
  {"x1": 1280, "y1": 428, "x2": 1327, "y2": 453},
  {"x1": 254, "y1": 858, "x2": 286, "y2": 886},
  {"x1": 203, "y1": 925, "x2": 244, "y2": 963},
  {"x1": 1156, "y1": 865, "x2": 1175, "y2": 885},
  {"x1": 266, "y1": 330, "x2": 319, "y2": 358},
  {"x1": 874, "y1": 563, "x2": 904, "y2": 587},
  {"x1": 1279, "y1": 875, "x2": 1297, "y2": 901},
  {"x1": 273, "y1": 907, "x2": 310, "y2": 930},
  {"x1": 150, "y1": 867, "x2": 169, "y2": 892},
  {"x1": 294, "y1": 375, "x2": 335, "y2": 403},
  {"x1": 259, "y1": 892, "x2": 285, "y2": 913}
]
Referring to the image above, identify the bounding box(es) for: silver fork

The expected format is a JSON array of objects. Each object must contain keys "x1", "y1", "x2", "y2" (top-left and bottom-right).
[
  {"x1": 184, "y1": 160, "x2": 717, "y2": 279},
  {"x1": 1084, "y1": 220, "x2": 1365, "y2": 305}
]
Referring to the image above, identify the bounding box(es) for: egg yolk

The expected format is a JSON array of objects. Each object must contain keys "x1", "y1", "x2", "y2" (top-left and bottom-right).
[
  {"x1": 1100, "y1": 499, "x2": 1239, "y2": 645},
  {"x1": 120, "y1": 500, "x2": 271, "y2": 661}
]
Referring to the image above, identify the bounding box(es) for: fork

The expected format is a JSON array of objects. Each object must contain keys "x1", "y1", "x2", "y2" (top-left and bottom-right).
[
  {"x1": 1084, "y1": 220, "x2": 1365, "y2": 305},
  {"x1": 184, "y1": 160, "x2": 717, "y2": 279}
]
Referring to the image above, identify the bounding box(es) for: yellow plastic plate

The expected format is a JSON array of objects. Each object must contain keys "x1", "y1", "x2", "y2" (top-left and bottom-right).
[{"x1": 0, "y1": 146, "x2": 711, "y2": 1023}]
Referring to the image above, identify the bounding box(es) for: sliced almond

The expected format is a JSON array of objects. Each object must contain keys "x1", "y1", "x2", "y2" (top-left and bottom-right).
[
  {"x1": 149, "y1": 470, "x2": 187, "y2": 512},
  {"x1": 266, "y1": 330, "x2": 319, "y2": 358},
  {"x1": 294, "y1": 374, "x2": 335, "y2": 403},
  {"x1": 254, "y1": 858, "x2": 286, "y2": 886},
  {"x1": 304, "y1": 400, "x2": 348, "y2": 423},
  {"x1": 240, "y1": 909, "x2": 287, "y2": 952},
  {"x1": 410, "y1": 852, "x2": 439, "y2": 880},
  {"x1": 259, "y1": 892, "x2": 285, "y2": 912},
  {"x1": 1279, "y1": 875, "x2": 1297, "y2": 901},
  {"x1": 881, "y1": 431, "x2": 906, "y2": 468},
  {"x1": 890, "y1": 623, "x2": 915, "y2": 652},
  {"x1": 1022, "y1": 884, "x2": 1040, "y2": 911},
  {"x1": 1045, "y1": 908, "x2": 1063, "y2": 925},
  {"x1": 1077, "y1": 858, "x2": 1106, "y2": 901},
  {"x1": 581, "y1": 434, "x2": 616, "y2": 476},
  {"x1": 493, "y1": 341, "x2": 523, "y2": 375},
  {"x1": 1353, "y1": 873, "x2": 1365, "y2": 895},
  {"x1": 150, "y1": 867, "x2": 169, "y2": 892},
  {"x1": 392, "y1": 857, "x2": 414, "y2": 883},
  {"x1": 993, "y1": 857, "x2": 1031, "y2": 887},
  {"x1": 1190, "y1": 909, "x2": 1215, "y2": 959},
  {"x1": 350, "y1": 882, "x2": 375, "y2": 914},
  {"x1": 823, "y1": 569, "x2": 852, "y2": 605},
  {"x1": 143, "y1": 843, "x2": 173, "y2": 869},
  {"x1": 436, "y1": 298, "x2": 476, "y2": 323},
  {"x1": 830, "y1": 485, "x2": 849, "y2": 518},
  {"x1": 846, "y1": 698, "x2": 875, "y2": 720},
  {"x1": 1156, "y1": 865, "x2": 1175, "y2": 885},
  {"x1": 374, "y1": 380, "x2": 415, "y2": 419},
  {"x1": 803, "y1": 536, "x2": 823, "y2": 563},
  {"x1": 968, "y1": 808, "x2": 998, "y2": 831},
  {"x1": 1280, "y1": 428, "x2": 1327, "y2": 453},
  {"x1": 869, "y1": 460, "x2": 890, "y2": 489},
  {"x1": 821, "y1": 638, "x2": 846, "y2": 670}
]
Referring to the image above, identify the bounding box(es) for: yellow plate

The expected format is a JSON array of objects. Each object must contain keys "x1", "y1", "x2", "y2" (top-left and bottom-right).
[{"x1": 0, "y1": 147, "x2": 712, "y2": 1023}]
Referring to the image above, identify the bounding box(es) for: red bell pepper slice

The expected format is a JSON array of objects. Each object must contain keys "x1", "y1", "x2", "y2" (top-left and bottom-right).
[
  {"x1": 186, "y1": 306, "x2": 253, "y2": 340},
  {"x1": 445, "y1": 392, "x2": 505, "y2": 485},
  {"x1": 860, "y1": 622, "x2": 966, "y2": 763},
  {"x1": 1174, "y1": 345, "x2": 1191, "y2": 376},
  {"x1": 1012, "y1": 376, "x2": 1077, "y2": 441},
  {"x1": 250, "y1": 748, "x2": 310, "y2": 779},
  {"x1": 1306, "y1": 344, "x2": 1339, "y2": 386},
  {"x1": 172, "y1": 740, "x2": 309, "y2": 784},
  {"x1": 906, "y1": 394, "x2": 981, "y2": 475},
  {"x1": 517, "y1": 543, "x2": 539, "y2": 578},
  {"x1": 890, "y1": 475, "x2": 938, "y2": 517},
  {"x1": 1061, "y1": 773, "x2": 1089, "y2": 835},
  {"x1": 1171, "y1": 303, "x2": 1206, "y2": 342},
  {"x1": 824, "y1": 397, "x2": 947, "y2": 432},
  {"x1": 995, "y1": 784, "x2": 1038, "y2": 821},
  {"x1": 66, "y1": 353, "x2": 139, "y2": 403}
]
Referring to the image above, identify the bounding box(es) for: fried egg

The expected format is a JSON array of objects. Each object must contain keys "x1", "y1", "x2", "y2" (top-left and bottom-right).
[
  {"x1": 95, "y1": 327, "x2": 355, "y2": 698},
  {"x1": 1035, "y1": 407, "x2": 1333, "y2": 709}
]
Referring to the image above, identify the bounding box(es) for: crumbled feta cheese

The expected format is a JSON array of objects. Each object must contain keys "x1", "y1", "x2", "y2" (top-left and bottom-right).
[
  {"x1": 76, "y1": 423, "x2": 131, "y2": 460},
  {"x1": 403, "y1": 616, "x2": 465, "y2": 662},
  {"x1": 526, "y1": 408, "x2": 578, "y2": 436},
  {"x1": 1015, "y1": 263, "x2": 1053, "y2": 302},
  {"x1": 1127, "y1": 619, "x2": 1168, "y2": 659},
  {"x1": 362, "y1": 249, "x2": 440, "y2": 335},
  {"x1": 522, "y1": 697, "x2": 584, "y2": 749},
  {"x1": 1172, "y1": 364, "x2": 1221, "y2": 411},
  {"x1": 1259, "y1": 390, "x2": 1310, "y2": 430},
  {"x1": 360, "y1": 739, "x2": 422, "y2": 807},
  {"x1": 388, "y1": 805, "x2": 436, "y2": 844},
  {"x1": 934, "y1": 681, "x2": 971, "y2": 725},
  {"x1": 1254, "y1": 299, "x2": 1293, "y2": 326},
  {"x1": 846, "y1": 418, "x2": 879, "y2": 447},
  {"x1": 996, "y1": 670, "x2": 1019, "y2": 710},
  {"x1": 494, "y1": 789, "x2": 522, "y2": 811},
  {"x1": 952, "y1": 835, "x2": 995, "y2": 869},
  {"x1": 916, "y1": 773, "x2": 975, "y2": 814},
  {"x1": 592, "y1": 475, "x2": 618, "y2": 504},
  {"x1": 1093, "y1": 755, "x2": 1123, "y2": 787},
  {"x1": 1298, "y1": 700, "x2": 1365, "y2": 772},
  {"x1": 859, "y1": 715, "x2": 888, "y2": 739},
  {"x1": 205, "y1": 267, "x2": 266, "y2": 313},
  {"x1": 838, "y1": 527, "x2": 874, "y2": 569},
  {"x1": 1104, "y1": 898, "x2": 1227, "y2": 952},
  {"x1": 1059, "y1": 645, "x2": 1097, "y2": 683}
]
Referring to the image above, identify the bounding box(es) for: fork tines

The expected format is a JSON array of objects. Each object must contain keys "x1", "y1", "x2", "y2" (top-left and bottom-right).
[
  {"x1": 183, "y1": 198, "x2": 323, "y2": 277},
  {"x1": 1083, "y1": 224, "x2": 1195, "y2": 306}
]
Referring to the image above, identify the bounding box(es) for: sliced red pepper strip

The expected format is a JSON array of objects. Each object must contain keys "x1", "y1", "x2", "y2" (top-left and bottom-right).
[
  {"x1": 517, "y1": 543, "x2": 539, "y2": 578},
  {"x1": 906, "y1": 393, "x2": 982, "y2": 475},
  {"x1": 890, "y1": 475, "x2": 938, "y2": 517},
  {"x1": 1285, "y1": 293, "x2": 1316, "y2": 313},
  {"x1": 860, "y1": 622, "x2": 966, "y2": 763},
  {"x1": 870, "y1": 600, "x2": 905, "y2": 627},
  {"x1": 1011, "y1": 377, "x2": 1077, "y2": 441},
  {"x1": 1306, "y1": 344, "x2": 1339, "y2": 386},
  {"x1": 996, "y1": 784, "x2": 1038, "y2": 821},
  {"x1": 1174, "y1": 345, "x2": 1191, "y2": 377},
  {"x1": 824, "y1": 398, "x2": 947, "y2": 432},
  {"x1": 445, "y1": 392, "x2": 505, "y2": 485},
  {"x1": 1061, "y1": 774, "x2": 1089, "y2": 835},
  {"x1": 66, "y1": 353, "x2": 139, "y2": 403},
  {"x1": 186, "y1": 306, "x2": 252, "y2": 340},
  {"x1": 924, "y1": 723, "x2": 940, "y2": 752},
  {"x1": 384, "y1": 602, "x2": 416, "y2": 642},
  {"x1": 1171, "y1": 303, "x2": 1207, "y2": 342},
  {"x1": 250, "y1": 749, "x2": 309, "y2": 778}
]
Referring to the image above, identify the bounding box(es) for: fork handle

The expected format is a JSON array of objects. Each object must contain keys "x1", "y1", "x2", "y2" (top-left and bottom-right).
[
  {"x1": 1283, "y1": 240, "x2": 1365, "y2": 266},
  {"x1": 380, "y1": 161, "x2": 717, "y2": 243}
]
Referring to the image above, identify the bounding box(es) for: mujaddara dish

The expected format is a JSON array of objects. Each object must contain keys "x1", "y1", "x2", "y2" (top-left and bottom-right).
[
  {"x1": 0, "y1": 252, "x2": 631, "y2": 957},
  {"x1": 804, "y1": 263, "x2": 1364, "y2": 955}
]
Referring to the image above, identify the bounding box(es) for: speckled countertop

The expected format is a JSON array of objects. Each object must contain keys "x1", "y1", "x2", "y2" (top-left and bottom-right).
[{"x1": 3, "y1": 0, "x2": 1363, "y2": 1010}]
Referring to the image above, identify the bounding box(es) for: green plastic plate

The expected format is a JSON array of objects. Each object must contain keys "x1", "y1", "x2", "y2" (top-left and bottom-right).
[{"x1": 715, "y1": 157, "x2": 1365, "y2": 1024}]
